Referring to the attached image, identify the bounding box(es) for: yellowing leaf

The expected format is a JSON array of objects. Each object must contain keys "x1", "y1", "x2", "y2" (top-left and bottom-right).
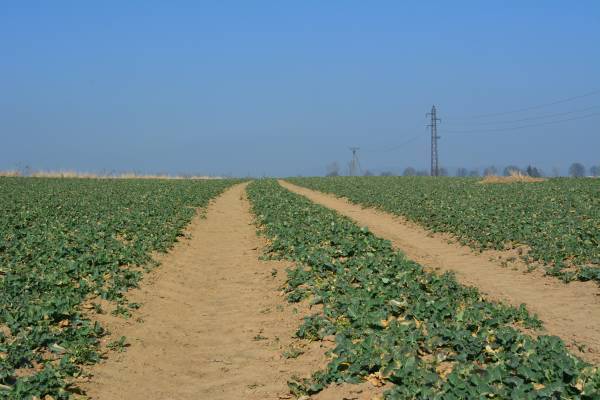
[{"x1": 365, "y1": 372, "x2": 385, "y2": 387}]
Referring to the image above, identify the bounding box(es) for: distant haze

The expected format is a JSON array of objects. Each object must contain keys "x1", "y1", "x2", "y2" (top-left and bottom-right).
[{"x1": 1, "y1": 2, "x2": 599, "y2": 177}]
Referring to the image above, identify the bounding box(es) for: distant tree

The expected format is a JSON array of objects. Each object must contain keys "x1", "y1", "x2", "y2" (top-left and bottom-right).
[
  {"x1": 403, "y1": 167, "x2": 416, "y2": 176},
  {"x1": 524, "y1": 166, "x2": 532, "y2": 176},
  {"x1": 326, "y1": 162, "x2": 340, "y2": 177},
  {"x1": 439, "y1": 167, "x2": 449, "y2": 176},
  {"x1": 363, "y1": 169, "x2": 374, "y2": 176},
  {"x1": 416, "y1": 170, "x2": 429, "y2": 176},
  {"x1": 590, "y1": 165, "x2": 600, "y2": 177},
  {"x1": 569, "y1": 162, "x2": 586, "y2": 178},
  {"x1": 503, "y1": 165, "x2": 521, "y2": 176},
  {"x1": 483, "y1": 166, "x2": 498, "y2": 176},
  {"x1": 456, "y1": 168, "x2": 468, "y2": 177},
  {"x1": 525, "y1": 165, "x2": 542, "y2": 178},
  {"x1": 469, "y1": 169, "x2": 480, "y2": 177},
  {"x1": 380, "y1": 171, "x2": 394, "y2": 177},
  {"x1": 537, "y1": 168, "x2": 545, "y2": 177}
]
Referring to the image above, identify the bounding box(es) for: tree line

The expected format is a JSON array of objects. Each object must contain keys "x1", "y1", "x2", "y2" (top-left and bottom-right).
[{"x1": 326, "y1": 161, "x2": 600, "y2": 178}]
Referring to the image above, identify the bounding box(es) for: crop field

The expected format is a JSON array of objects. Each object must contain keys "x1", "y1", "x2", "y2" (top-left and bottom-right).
[
  {"x1": 248, "y1": 180, "x2": 599, "y2": 398},
  {"x1": 0, "y1": 177, "x2": 239, "y2": 398},
  {"x1": 288, "y1": 177, "x2": 600, "y2": 284},
  {"x1": 1, "y1": 177, "x2": 599, "y2": 399},
  {"x1": 6, "y1": 1, "x2": 600, "y2": 398}
]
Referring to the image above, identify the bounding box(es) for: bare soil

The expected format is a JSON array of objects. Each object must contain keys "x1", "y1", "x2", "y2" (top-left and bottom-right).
[
  {"x1": 280, "y1": 180, "x2": 600, "y2": 363},
  {"x1": 81, "y1": 183, "x2": 385, "y2": 399}
]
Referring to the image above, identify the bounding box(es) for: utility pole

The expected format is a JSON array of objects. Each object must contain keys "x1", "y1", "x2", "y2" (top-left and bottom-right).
[
  {"x1": 426, "y1": 105, "x2": 441, "y2": 176},
  {"x1": 349, "y1": 147, "x2": 361, "y2": 176}
]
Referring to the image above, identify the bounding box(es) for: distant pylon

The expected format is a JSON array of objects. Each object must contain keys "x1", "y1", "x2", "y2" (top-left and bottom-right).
[
  {"x1": 349, "y1": 147, "x2": 361, "y2": 176},
  {"x1": 426, "y1": 105, "x2": 441, "y2": 176}
]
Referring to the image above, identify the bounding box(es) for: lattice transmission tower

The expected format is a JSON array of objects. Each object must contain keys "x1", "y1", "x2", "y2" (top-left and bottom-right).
[
  {"x1": 348, "y1": 147, "x2": 361, "y2": 176},
  {"x1": 427, "y1": 105, "x2": 441, "y2": 176}
]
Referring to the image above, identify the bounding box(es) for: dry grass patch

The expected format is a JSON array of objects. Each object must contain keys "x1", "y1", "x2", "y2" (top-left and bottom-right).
[
  {"x1": 0, "y1": 170, "x2": 221, "y2": 179},
  {"x1": 479, "y1": 171, "x2": 545, "y2": 184},
  {"x1": 0, "y1": 170, "x2": 21, "y2": 177}
]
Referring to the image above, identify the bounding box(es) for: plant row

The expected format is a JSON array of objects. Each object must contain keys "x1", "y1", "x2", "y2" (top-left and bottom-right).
[
  {"x1": 288, "y1": 177, "x2": 600, "y2": 284},
  {"x1": 0, "y1": 177, "x2": 239, "y2": 399},
  {"x1": 247, "y1": 179, "x2": 599, "y2": 399}
]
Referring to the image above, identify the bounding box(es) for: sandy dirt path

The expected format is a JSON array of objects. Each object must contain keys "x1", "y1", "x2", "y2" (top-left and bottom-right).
[
  {"x1": 280, "y1": 180, "x2": 600, "y2": 363},
  {"x1": 82, "y1": 183, "x2": 384, "y2": 400}
]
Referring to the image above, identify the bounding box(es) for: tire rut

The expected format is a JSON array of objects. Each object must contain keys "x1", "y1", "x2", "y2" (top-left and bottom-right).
[
  {"x1": 82, "y1": 183, "x2": 325, "y2": 399},
  {"x1": 280, "y1": 180, "x2": 600, "y2": 364}
]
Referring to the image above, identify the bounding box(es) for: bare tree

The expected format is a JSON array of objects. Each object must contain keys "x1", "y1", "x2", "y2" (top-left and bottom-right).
[
  {"x1": 456, "y1": 168, "x2": 468, "y2": 177},
  {"x1": 403, "y1": 167, "x2": 416, "y2": 176},
  {"x1": 483, "y1": 166, "x2": 498, "y2": 176},
  {"x1": 569, "y1": 162, "x2": 586, "y2": 178},
  {"x1": 326, "y1": 162, "x2": 340, "y2": 177},
  {"x1": 503, "y1": 165, "x2": 521, "y2": 176},
  {"x1": 525, "y1": 165, "x2": 543, "y2": 177}
]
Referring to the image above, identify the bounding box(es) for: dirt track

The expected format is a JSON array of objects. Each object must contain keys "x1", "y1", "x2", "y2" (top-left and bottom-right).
[
  {"x1": 280, "y1": 180, "x2": 600, "y2": 363},
  {"x1": 82, "y1": 183, "x2": 383, "y2": 400},
  {"x1": 80, "y1": 180, "x2": 599, "y2": 399}
]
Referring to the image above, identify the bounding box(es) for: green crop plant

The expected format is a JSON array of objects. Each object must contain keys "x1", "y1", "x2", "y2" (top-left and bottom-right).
[
  {"x1": 288, "y1": 176, "x2": 600, "y2": 284},
  {"x1": 0, "y1": 177, "x2": 240, "y2": 399},
  {"x1": 247, "y1": 179, "x2": 600, "y2": 399}
]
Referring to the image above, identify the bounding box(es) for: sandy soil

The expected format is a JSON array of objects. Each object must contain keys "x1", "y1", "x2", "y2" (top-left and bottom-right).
[
  {"x1": 280, "y1": 180, "x2": 600, "y2": 364},
  {"x1": 81, "y1": 183, "x2": 385, "y2": 400}
]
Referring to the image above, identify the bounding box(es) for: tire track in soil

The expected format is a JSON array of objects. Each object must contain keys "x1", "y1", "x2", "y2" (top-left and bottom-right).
[
  {"x1": 80, "y1": 183, "x2": 385, "y2": 400},
  {"x1": 280, "y1": 180, "x2": 600, "y2": 364}
]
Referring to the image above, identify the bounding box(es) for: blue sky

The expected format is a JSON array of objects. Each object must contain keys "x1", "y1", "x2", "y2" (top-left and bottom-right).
[{"x1": 1, "y1": 1, "x2": 599, "y2": 176}]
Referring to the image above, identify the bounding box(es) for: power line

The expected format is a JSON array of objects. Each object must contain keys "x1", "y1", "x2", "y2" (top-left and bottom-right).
[
  {"x1": 361, "y1": 134, "x2": 422, "y2": 153},
  {"x1": 444, "y1": 105, "x2": 600, "y2": 127},
  {"x1": 446, "y1": 89, "x2": 600, "y2": 120},
  {"x1": 444, "y1": 111, "x2": 600, "y2": 134}
]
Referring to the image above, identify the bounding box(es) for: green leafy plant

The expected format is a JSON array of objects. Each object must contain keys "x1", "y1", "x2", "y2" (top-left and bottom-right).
[
  {"x1": 282, "y1": 346, "x2": 304, "y2": 359},
  {"x1": 247, "y1": 179, "x2": 600, "y2": 399},
  {"x1": 107, "y1": 336, "x2": 128, "y2": 352},
  {"x1": 289, "y1": 176, "x2": 600, "y2": 284},
  {"x1": 0, "y1": 177, "x2": 240, "y2": 398}
]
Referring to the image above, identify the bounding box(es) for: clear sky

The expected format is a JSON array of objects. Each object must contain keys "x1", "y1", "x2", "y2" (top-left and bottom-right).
[{"x1": 1, "y1": 1, "x2": 599, "y2": 177}]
